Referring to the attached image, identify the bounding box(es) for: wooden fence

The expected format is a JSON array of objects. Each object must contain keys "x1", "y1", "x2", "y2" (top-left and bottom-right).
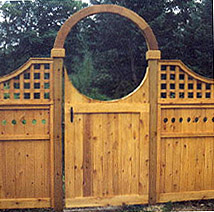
[
  {"x1": 0, "y1": 4, "x2": 213, "y2": 212},
  {"x1": 0, "y1": 59, "x2": 55, "y2": 209},
  {"x1": 156, "y1": 60, "x2": 214, "y2": 203}
]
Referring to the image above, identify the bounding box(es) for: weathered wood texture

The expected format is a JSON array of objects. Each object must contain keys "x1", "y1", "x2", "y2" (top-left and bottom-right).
[
  {"x1": 0, "y1": 59, "x2": 54, "y2": 209},
  {"x1": 64, "y1": 68, "x2": 150, "y2": 208},
  {"x1": 156, "y1": 60, "x2": 214, "y2": 203}
]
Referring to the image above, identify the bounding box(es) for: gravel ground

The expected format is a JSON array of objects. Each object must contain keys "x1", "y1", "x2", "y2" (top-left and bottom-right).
[{"x1": 1, "y1": 199, "x2": 214, "y2": 212}]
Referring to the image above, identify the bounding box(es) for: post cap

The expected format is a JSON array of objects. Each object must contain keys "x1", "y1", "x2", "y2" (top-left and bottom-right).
[
  {"x1": 51, "y1": 48, "x2": 65, "y2": 58},
  {"x1": 146, "y1": 50, "x2": 161, "y2": 60}
]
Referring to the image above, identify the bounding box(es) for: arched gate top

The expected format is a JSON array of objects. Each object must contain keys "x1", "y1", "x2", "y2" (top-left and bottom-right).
[{"x1": 53, "y1": 4, "x2": 159, "y2": 51}]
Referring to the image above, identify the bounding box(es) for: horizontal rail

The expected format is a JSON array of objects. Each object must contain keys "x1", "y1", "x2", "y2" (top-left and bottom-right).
[
  {"x1": 161, "y1": 132, "x2": 214, "y2": 138},
  {"x1": 158, "y1": 190, "x2": 214, "y2": 203},
  {"x1": 0, "y1": 198, "x2": 51, "y2": 209},
  {"x1": 0, "y1": 100, "x2": 53, "y2": 106},
  {"x1": 158, "y1": 100, "x2": 214, "y2": 105},
  {"x1": 65, "y1": 103, "x2": 149, "y2": 114},
  {"x1": 0, "y1": 105, "x2": 51, "y2": 110},
  {"x1": 160, "y1": 104, "x2": 214, "y2": 109},
  {"x1": 65, "y1": 195, "x2": 148, "y2": 208},
  {"x1": 0, "y1": 135, "x2": 50, "y2": 141}
]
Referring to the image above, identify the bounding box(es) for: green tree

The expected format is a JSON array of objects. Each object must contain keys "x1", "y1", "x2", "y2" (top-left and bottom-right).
[
  {"x1": 89, "y1": 0, "x2": 213, "y2": 78},
  {"x1": 0, "y1": 0, "x2": 85, "y2": 76}
]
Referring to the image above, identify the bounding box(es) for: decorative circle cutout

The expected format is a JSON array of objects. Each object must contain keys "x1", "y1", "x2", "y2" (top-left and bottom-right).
[
  {"x1": 65, "y1": 13, "x2": 148, "y2": 100},
  {"x1": 2, "y1": 120, "x2": 7, "y2": 126},
  {"x1": 12, "y1": 120, "x2": 16, "y2": 125},
  {"x1": 171, "y1": 118, "x2": 175, "y2": 123},
  {"x1": 163, "y1": 118, "x2": 168, "y2": 123}
]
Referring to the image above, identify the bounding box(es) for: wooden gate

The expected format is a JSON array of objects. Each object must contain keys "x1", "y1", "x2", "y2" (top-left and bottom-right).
[
  {"x1": 64, "y1": 69, "x2": 150, "y2": 207},
  {"x1": 56, "y1": 5, "x2": 160, "y2": 208}
]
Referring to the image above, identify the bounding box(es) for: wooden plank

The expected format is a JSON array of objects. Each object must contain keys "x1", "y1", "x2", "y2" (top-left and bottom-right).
[
  {"x1": 0, "y1": 135, "x2": 50, "y2": 141},
  {"x1": 0, "y1": 198, "x2": 51, "y2": 209},
  {"x1": 121, "y1": 114, "x2": 132, "y2": 195},
  {"x1": 156, "y1": 105, "x2": 162, "y2": 201},
  {"x1": 158, "y1": 190, "x2": 214, "y2": 203},
  {"x1": 187, "y1": 139, "x2": 196, "y2": 191},
  {"x1": 91, "y1": 114, "x2": 103, "y2": 197},
  {"x1": 83, "y1": 114, "x2": 92, "y2": 197},
  {"x1": 159, "y1": 138, "x2": 166, "y2": 194},
  {"x1": 164, "y1": 139, "x2": 173, "y2": 193},
  {"x1": 19, "y1": 72, "x2": 24, "y2": 100},
  {"x1": 15, "y1": 142, "x2": 26, "y2": 198},
  {"x1": 179, "y1": 139, "x2": 189, "y2": 192},
  {"x1": 44, "y1": 140, "x2": 50, "y2": 198},
  {"x1": 25, "y1": 141, "x2": 35, "y2": 198},
  {"x1": 49, "y1": 105, "x2": 55, "y2": 207},
  {"x1": 161, "y1": 133, "x2": 214, "y2": 138},
  {"x1": 204, "y1": 138, "x2": 213, "y2": 190},
  {"x1": 158, "y1": 99, "x2": 214, "y2": 104},
  {"x1": 0, "y1": 105, "x2": 50, "y2": 110},
  {"x1": 65, "y1": 107, "x2": 75, "y2": 199},
  {"x1": 69, "y1": 103, "x2": 149, "y2": 113},
  {"x1": 34, "y1": 141, "x2": 45, "y2": 198},
  {"x1": 5, "y1": 144, "x2": 16, "y2": 198},
  {"x1": 74, "y1": 114, "x2": 84, "y2": 197},
  {"x1": 65, "y1": 194, "x2": 148, "y2": 208},
  {"x1": 118, "y1": 114, "x2": 123, "y2": 196},
  {"x1": 106, "y1": 114, "x2": 114, "y2": 196},
  {"x1": 171, "y1": 139, "x2": 181, "y2": 192},
  {"x1": 40, "y1": 64, "x2": 45, "y2": 100},
  {"x1": 204, "y1": 108, "x2": 214, "y2": 190},
  {"x1": 194, "y1": 138, "x2": 204, "y2": 191},
  {"x1": 0, "y1": 141, "x2": 6, "y2": 198},
  {"x1": 148, "y1": 58, "x2": 159, "y2": 204},
  {"x1": 130, "y1": 113, "x2": 139, "y2": 194},
  {"x1": 139, "y1": 112, "x2": 149, "y2": 197},
  {"x1": 102, "y1": 114, "x2": 113, "y2": 196},
  {"x1": 161, "y1": 105, "x2": 214, "y2": 109},
  {"x1": 112, "y1": 114, "x2": 119, "y2": 196}
]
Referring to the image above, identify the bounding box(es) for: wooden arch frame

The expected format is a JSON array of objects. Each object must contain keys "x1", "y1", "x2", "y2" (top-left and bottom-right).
[
  {"x1": 53, "y1": 4, "x2": 159, "y2": 50},
  {"x1": 51, "y1": 5, "x2": 161, "y2": 211}
]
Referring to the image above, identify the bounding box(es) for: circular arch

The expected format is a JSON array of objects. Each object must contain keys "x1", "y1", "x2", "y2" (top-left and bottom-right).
[{"x1": 54, "y1": 4, "x2": 158, "y2": 50}]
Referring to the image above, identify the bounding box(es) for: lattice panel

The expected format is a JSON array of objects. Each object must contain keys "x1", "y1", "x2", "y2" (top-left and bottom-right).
[
  {"x1": 0, "y1": 61, "x2": 52, "y2": 101},
  {"x1": 159, "y1": 61, "x2": 214, "y2": 101}
]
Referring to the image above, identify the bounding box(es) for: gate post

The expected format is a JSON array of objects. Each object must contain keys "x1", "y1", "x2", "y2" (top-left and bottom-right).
[
  {"x1": 51, "y1": 48, "x2": 65, "y2": 212},
  {"x1": 147, "y1": 50, "x2": 161, "y2": 204}
]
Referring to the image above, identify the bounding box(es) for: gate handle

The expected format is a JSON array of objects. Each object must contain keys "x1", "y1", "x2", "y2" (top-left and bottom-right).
[{"x1": 70, "y1": 107, "x2": 74, "y2": 123}]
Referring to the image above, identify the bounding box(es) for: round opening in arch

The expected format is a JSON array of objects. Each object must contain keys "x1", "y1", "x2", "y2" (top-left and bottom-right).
[{"x1": 64, "y1": 13, "x2": 148, "y2": 101}]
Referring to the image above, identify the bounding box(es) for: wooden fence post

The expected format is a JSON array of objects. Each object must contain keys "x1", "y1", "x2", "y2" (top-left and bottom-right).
[
  {"x1": 51, "y1": 48, "x2": 65, "y2": 212},
  {"x1": 147, "y1": 50, "x2": 161, "y2": 204}
]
